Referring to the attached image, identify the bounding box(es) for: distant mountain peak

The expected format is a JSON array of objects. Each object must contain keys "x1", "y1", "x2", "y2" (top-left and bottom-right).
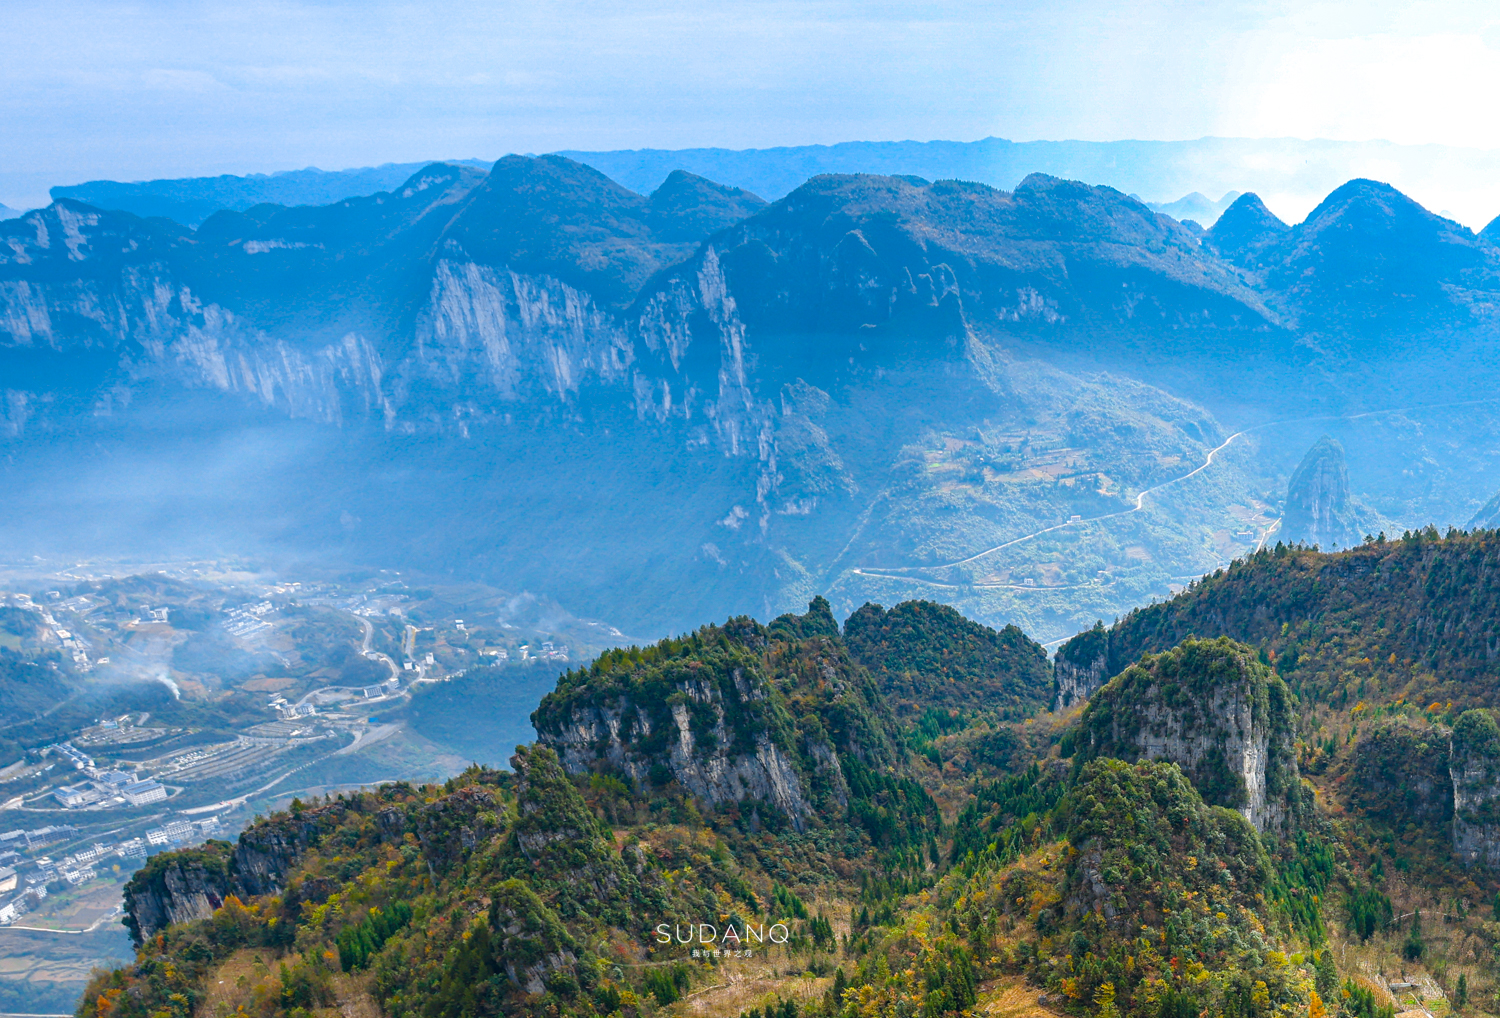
[
  {"x1": 1282, "y1": 435, "x2": 1366, "y2": 550},
  {"x1": 1270, "y1": 176, "x2": 1500, "y2": 331},
  {"x1": 1481, "y1": 213, "x2": 1500, "y2": 246},
  {"x1": 1206, "y1": 192, "x2": 1289, "y2": 266},
  {"x1": 1014, "y1": 172, "x2": 1091, "y2": 196},
  {"x1": 1148, "y1": 190, "x2": 1242, "y2": 226},
  {"x1": 646, "y1": 169, "x2": 767, "y2": 242}
]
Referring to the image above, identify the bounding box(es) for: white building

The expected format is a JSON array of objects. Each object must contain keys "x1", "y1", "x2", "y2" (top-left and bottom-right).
[
  {"x1": 62, "y1": 866, "x2": 96, "y2": 886},
  {"x1": 146, "y1": 819, "x2": 195, "y2": 845},
  {"x1": 54, "y1": 784, "x2": 101, "y2": 808},
  {"x1": 122, "y1": 780, "x2": 167, "y2": 806}
]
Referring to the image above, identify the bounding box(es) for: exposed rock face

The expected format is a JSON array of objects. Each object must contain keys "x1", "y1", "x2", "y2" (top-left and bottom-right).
[
  {"x1": 489, "y1": 880, "x2": 580, "y2": 995},
  {"x1": 125, "y1": 792, "x2": 498, "y2": 941},
  {"x1": 1074, "y1": 637, "x2": 1300, "y2": 833},
  {"x1": 1282, "y1": 436, "x2": 1365, "y2": 550},
  {"x1": 534, "y1": 640, "x2": 820, "y2": 824},
  {"x1": 533, "y1": 599, "x2": 907, "y2": 832},
  {"x1": 122, "y1": 843, "x2": 235, "y2": 942},
  {"x1": 1054, "y1": 622, "x2": 1109, "y2": 711},
  {"x1": 1450, "y1": 709, "x2": 1500, "y2": 866},
  {"x1": 509, "y1": 744, "x2": 633, "y2": 899}
]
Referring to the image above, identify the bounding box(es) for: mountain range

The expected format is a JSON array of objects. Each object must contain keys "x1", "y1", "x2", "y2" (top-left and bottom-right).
[
  {"x1": 42, "y1": 136, "x2": 1500, "y2": 234},
  {"x1": 6, "y1": 155, "x2": 1500, "y2": 638},
  {"x1": 48, "y1": 161, "x2": 492, "y2": 227}
]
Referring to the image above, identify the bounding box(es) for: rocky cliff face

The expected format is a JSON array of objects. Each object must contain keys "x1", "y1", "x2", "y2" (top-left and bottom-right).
[
  {"x1": 1074, "y1": 637, "x2": 1300, "y2": 833},
  {"x1": 1053, "y1": 622, "x2": 1110, "y2": 711},
  {"x1": 533, "y1": 599, "x2": 919, "y2": 836},
  {"x1": 122, "y1": 843, "x2": 236, "y2": 943},
  {"x1": 123, "y1": 796, "x2": 419, "y2": 941},
  {"x1": 534, "y1": 612, "x2": 833, "y2": 827},
  {"x1": 1282, "y1": 436, "x2": 1367, "y2": 550},
  {"x1": 1450, "y1": 709, "x2": 1500, "y2": 866}
]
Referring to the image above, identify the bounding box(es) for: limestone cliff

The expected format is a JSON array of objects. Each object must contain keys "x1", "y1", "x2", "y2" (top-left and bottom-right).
[
  {"x1": 1053, "y1": 621, "x2": 1110, "y2": 711},
  {"x1": 123, "y1": 784, "x2": 512, "y2": 941},
  {"x1": 532, "y1": 598, "x2": 923, "y2": 840},
  {"x1": 122, "y1": 842, "x2": 236, "y2": 943},
  {"x1": 1281, "y1": 436, "x2": 1369, "y2": 550},
  {"x1": 1450, "y1": 709, "x2": 1500, "y2": 866},
  {"x1": 1073, "y1": 637, "x2": 1301, "y2": 833}
]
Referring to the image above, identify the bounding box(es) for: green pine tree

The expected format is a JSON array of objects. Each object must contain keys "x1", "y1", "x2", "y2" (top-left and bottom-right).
[
  {"x1": 1315, "y1": 949, "x2": 1338, "y2": 1000},
  {"x1": 1402, "y1": 909, "x2": 1425, "y2": 962}
]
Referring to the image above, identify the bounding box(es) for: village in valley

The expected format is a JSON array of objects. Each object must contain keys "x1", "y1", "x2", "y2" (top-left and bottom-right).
[{"x1": 0, "y1": 557, "x2": 621, "y2": 994}]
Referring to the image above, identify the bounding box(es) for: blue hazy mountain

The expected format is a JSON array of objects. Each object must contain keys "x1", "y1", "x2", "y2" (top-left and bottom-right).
[
  {"x1": 1206, "y1": 192, "x2": 1291, "y2": 265},
  {"x1": 51, "y1": 160, "x2": 492, "y2": 226},
  {"x1": 5, "y1": 156, "x2": 1500, "y2": 637},
  {"x1": 558, "y1": 137, "x2": 1500, "y2": 226},
  {"x1": 1145, "y1": 190, "x2": 1240, "y2": 225},
  {"x1": 49, "y1": 136, "x2": 1500, "y2": 231}
]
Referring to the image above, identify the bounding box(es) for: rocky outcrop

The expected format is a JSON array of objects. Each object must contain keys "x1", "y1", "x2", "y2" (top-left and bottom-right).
[
  {"x1": 535, "y1": 648, "x2": 819, "y2": 824},
  {"x1": 488, "y1": 879, "x2": 580, "y2": 995},
  {"x1": 1074, "y1": 637, "x2": 1300, "y2": 833},
  {"x1": 1053, "y1": 622, "x2": 1110, "y2": 711},
  {"x1": 1282, "y1": 436, "x2": 1366, "y2": 550},
  {"x1": 1450, "y1": 709, "x2": 1500, "y2": 865},
  {"x1": 533, "y1": 600, "x2": 915, "y2": 833},
  {"x1": 124, "y1": 797, "x2": 396, "y2": 941},
  {"x1": 502, "y1": 745, "x2": 663, "y2": 925},
  {"x1": 122, "y1": 842, "x2": 236, "y2": 944}
]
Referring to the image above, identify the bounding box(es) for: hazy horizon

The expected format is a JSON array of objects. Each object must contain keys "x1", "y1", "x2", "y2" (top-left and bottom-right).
[
  {"x1": 6, "y1": 0, "x2": 1500, "y2": 220},
  {"x1": 12, "y1": 133, "x2": 1500, "y2": 233}
]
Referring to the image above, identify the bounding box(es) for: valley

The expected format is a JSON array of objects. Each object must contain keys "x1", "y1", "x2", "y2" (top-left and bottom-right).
[{"x1": 0, "y1": 560, "x2": 635, "y2": 1012}]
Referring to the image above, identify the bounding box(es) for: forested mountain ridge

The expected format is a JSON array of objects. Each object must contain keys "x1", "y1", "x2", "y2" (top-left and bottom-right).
[
  {"x1": 842, "y1": 599, "x2": 1051, "y2": 719},
  {"x1": 1055, "y1": 529, "x2": 1500, "y2": 897},
  {"x1": 90, "y1": 584, "x2": 1500, "y2": 1018},
  {"x1": 1067, "y1": 530, "x2": 1500, "y2": 709}
]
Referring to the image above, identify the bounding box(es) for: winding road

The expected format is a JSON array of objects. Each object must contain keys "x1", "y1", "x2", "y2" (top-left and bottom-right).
[
  {"x1": 852, "y1": 394, "x2": 1500, "y2": 588},
  {"x1": 354, "y1": 616, "x2": 401, "y2": 681}
]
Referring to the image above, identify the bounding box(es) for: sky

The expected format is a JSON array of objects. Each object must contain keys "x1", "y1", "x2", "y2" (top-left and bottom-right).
[{"x1": 4, "y1": 0, "x2": 1500, "y2": 216}]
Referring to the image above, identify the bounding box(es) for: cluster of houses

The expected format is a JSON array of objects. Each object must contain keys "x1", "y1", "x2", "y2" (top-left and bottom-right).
[
  {"x1": 0, "y1": 815, "x2": 224, "y2": 926},
  {"x1": 46, "y1": 742, "x2": 168, "y2": 810}
]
